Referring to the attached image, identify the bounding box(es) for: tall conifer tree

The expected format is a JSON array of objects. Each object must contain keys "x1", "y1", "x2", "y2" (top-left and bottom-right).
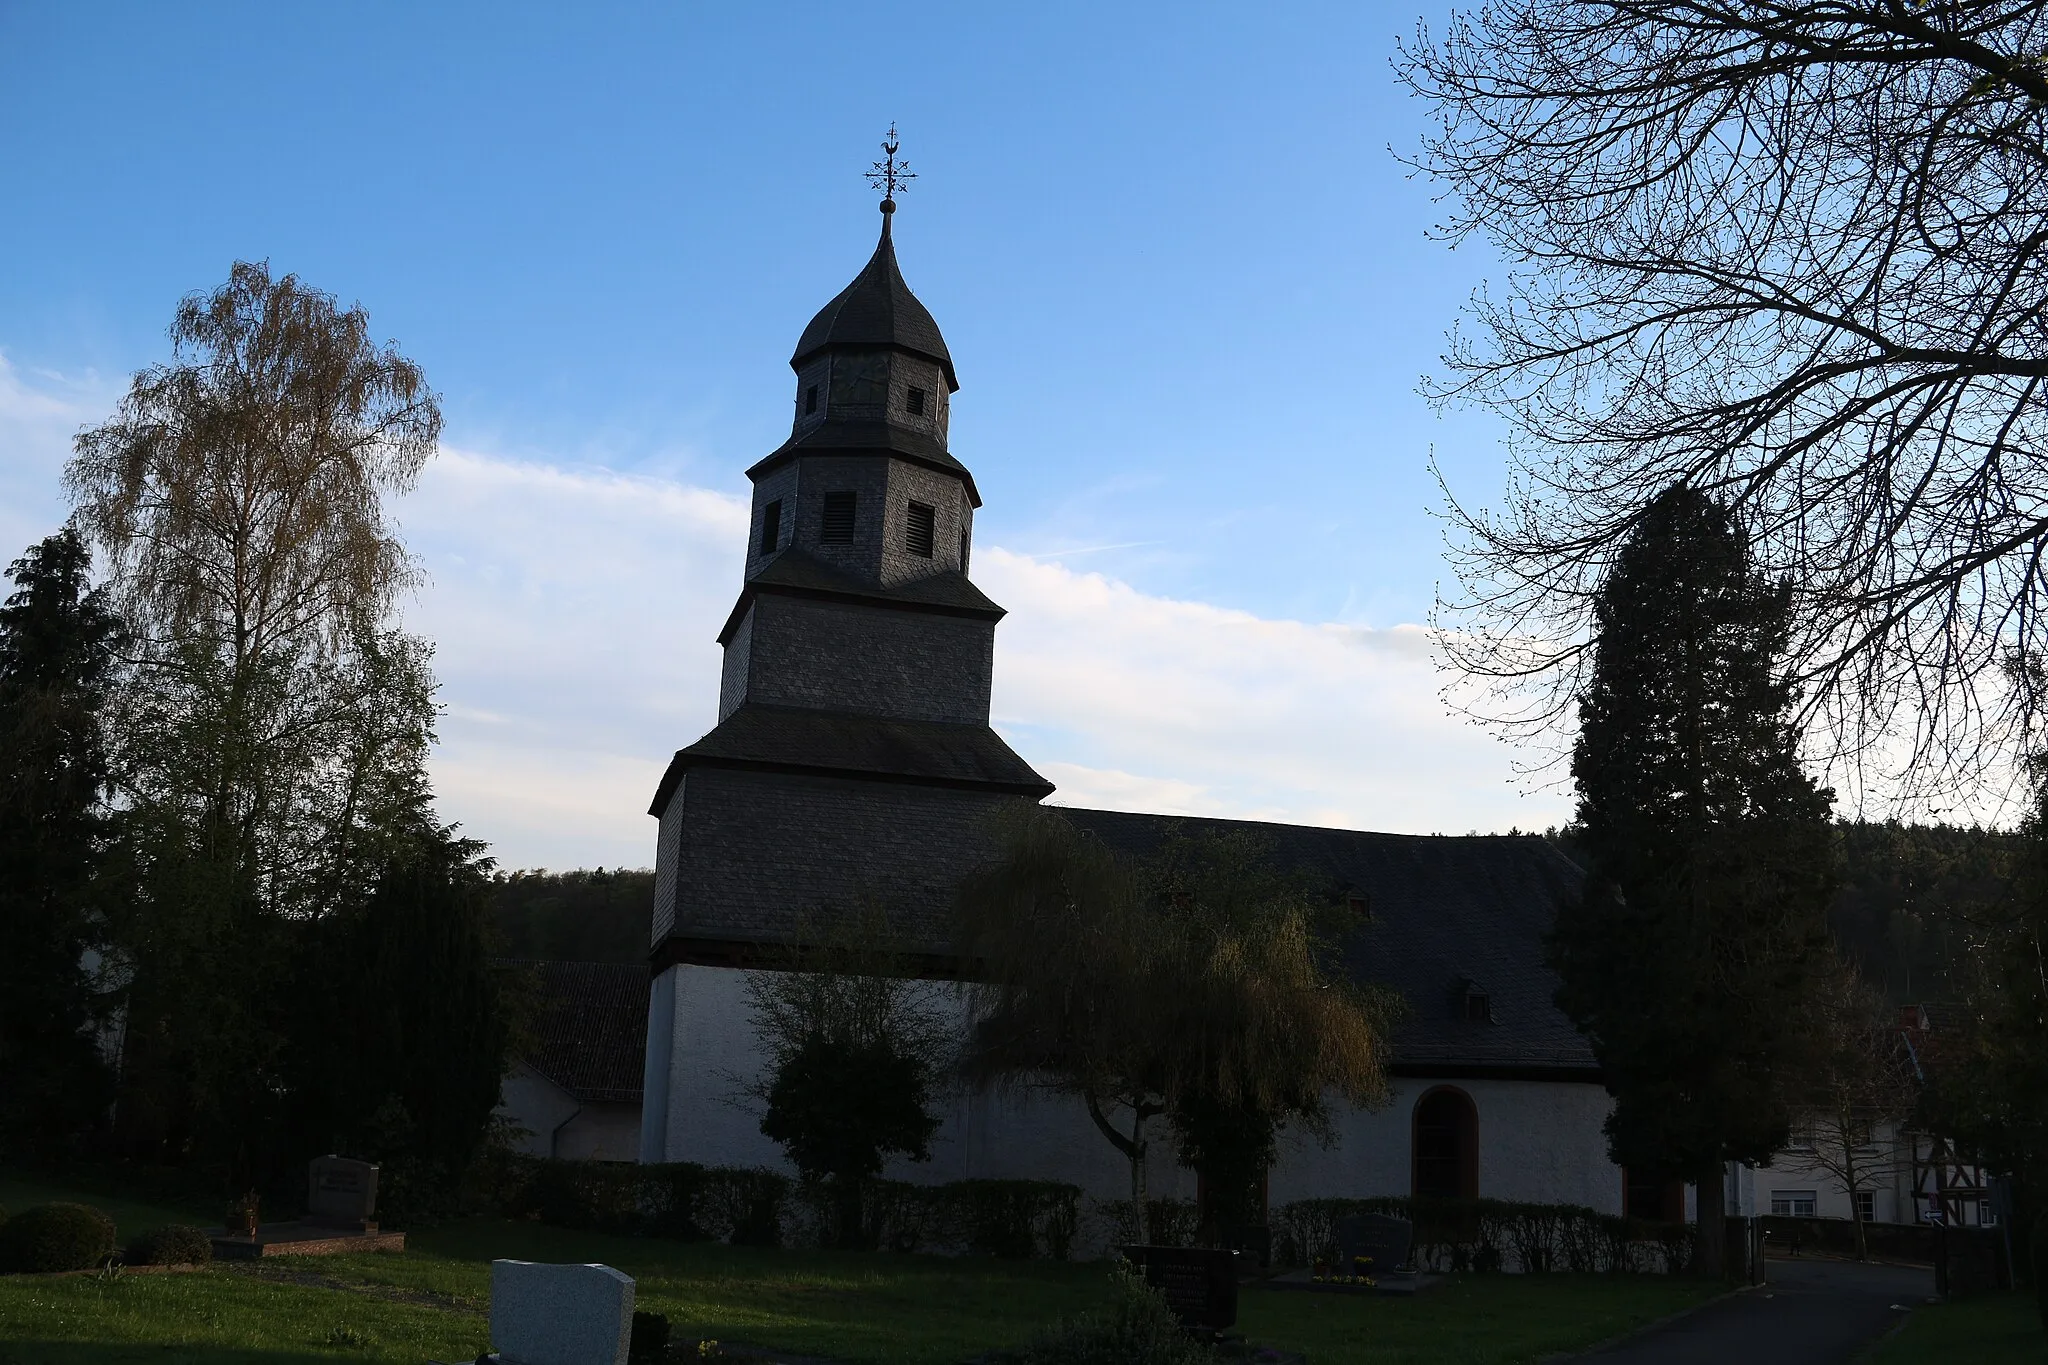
[
  {"x1": 0, "y1": 530, "x2": 123, "y2": 1157},
  {"x1": 1553, "y1": 486, "x2": 1836, "y2": 1275}
]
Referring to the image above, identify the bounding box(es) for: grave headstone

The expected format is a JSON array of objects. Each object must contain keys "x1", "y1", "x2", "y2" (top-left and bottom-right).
[
  {"x1": 491, "y1": 1260, "x2": 635, "y2": 1365},
  {"x1": 305, "y1": 1155, "x2": 379, "y2": 1232},
  {"x1": 1121, "y1": 1244, "x2": 1237, "y2": 1333},
  {"x1": 1337, "y1": 1213, "x2": 1413, "y2": 1276}
]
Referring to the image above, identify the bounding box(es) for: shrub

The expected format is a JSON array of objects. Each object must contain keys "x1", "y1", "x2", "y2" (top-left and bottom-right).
[
  {"x1": 989, "y1": 1262, "x2": 1208, "y2": 1365},
  {"x1": 0, "y1": 1202, "x2": 117, "y2": 1273},
  {"x1": 1270, "y1": 1196, "x2": 1691, "y2": 1275},
  {"x1": 124, "y1": 1224, "x2": 213, "y2": 1267}
]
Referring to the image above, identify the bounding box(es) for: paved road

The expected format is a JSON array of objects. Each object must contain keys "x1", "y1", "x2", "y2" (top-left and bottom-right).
[{"x1": 1577, "y1": 1258, "x2": 1934, "y2": 1364}]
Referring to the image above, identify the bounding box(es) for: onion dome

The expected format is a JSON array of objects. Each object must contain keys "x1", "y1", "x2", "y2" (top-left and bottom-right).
[{"x1": 790, "y1": 205, "x2": 957, "y2": 392}]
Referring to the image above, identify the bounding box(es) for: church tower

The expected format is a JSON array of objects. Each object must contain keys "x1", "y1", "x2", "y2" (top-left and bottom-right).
[{"x1": 641, "y1": 179, "x2": 1052, "y2": 1105}]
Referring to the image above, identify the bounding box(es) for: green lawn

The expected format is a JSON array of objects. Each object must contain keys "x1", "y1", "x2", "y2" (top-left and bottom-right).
[
  {"x1": 1867, "y1": 1291, "x2": 2046, "y2": 1365},
  {"x1": 0, "y1": 1177, "x2": 1721, "y2": 1365}
]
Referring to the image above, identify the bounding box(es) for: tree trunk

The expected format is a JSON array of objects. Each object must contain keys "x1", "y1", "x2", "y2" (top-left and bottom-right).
[{"x1": 1695, "y1": 1160, "x2": 1728, "y2": 1279}]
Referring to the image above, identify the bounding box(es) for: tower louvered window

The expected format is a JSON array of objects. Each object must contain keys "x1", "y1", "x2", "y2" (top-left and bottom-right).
[
  {"x1": 906, "y1": 386, "x2": 928, "y2": 416},
  {"x1": 821, "y1": 491, "x2": 857, "y2": 544},
  {"x1": 759, "y1": 500, "x2": 782, "y2": 554},
  {"x1": 804, "y1": 385, "x2": 818, "y2": 415},
  {"x1": 906, "y1": 501, "x2": 936, "y2": 558}
]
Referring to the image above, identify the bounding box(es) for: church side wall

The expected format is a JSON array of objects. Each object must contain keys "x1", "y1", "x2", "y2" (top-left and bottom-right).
[
  {"x1": 736, "y1": 595, "x2": 994, "y2": 724},
  {"x1": 668, "y1": 768, "x2": 1028, "y2": 944},
  {"x1": 648, "y1": 964, "x2": 1623, "y2": 1224},
  {"x1": 1268, "y1": 1077, "x2": 1622, "y2": 1214}
]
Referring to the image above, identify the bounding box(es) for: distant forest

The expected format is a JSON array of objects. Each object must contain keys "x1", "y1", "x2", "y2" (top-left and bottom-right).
[
  {"x1": 490, "y1": 821, "x2": 2020, "y2": 1000},
  {"x1": 488, "y1": 867, "x2": 656, "y2": 964},
  {"x1": 1548, "y1": 820, "x2": 2017, "y2": 1006}
]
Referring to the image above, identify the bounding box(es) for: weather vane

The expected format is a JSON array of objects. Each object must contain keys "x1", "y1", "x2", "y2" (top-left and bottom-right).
[{"x1": 866, "y1": 123, "x2": 915, "y2": 209}]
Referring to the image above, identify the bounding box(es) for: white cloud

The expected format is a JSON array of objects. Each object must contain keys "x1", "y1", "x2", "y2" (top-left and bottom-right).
[
  {"x1": 981, "y1": 551, "x2": 1568, "y2": 837},
  {"x1": 404, "y1": 456, "x2": 1566, "y2": 868},
  {"x1": 2, "y1": 360, "x2": 1568, "y2": 868},
  {"x1": 0, "y1": 354, "x2": 114, "y2": 554}
]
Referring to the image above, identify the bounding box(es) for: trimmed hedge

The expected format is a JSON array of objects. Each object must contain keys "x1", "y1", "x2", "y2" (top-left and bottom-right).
[
  {"x1": 124, "y1": 1224, "x2": 214, "y2": 1268},
  {"x1": 1271, "y1": 1197, "x2": 1693, "y2": 1274},
  {"x1": 482, "y1": 1154, "x2": 1081, "y2": 1258},
  {"x1": 0, "y1": 1202, "x2": 117, "y2": 1274}
]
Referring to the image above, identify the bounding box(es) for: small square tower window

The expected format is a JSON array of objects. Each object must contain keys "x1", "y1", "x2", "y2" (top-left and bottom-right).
[
  {"x1": 804, "y1": 384, "x2": 818, "y2": 415},
  {"x1": 1463, "y1": 991, "x2": 1492, "y2": 1023},
  {"x1": 905, "y1": 386, "x2": 928, "y2": 417},
  {"x1": 906, "y1": 501, "x2": 936, "y2": 558},
  {"x1": 1346, "y1": 892, "x2": 1371, "y2": 919},
  {"x1": 959, "y1": 529, "x2": 970, "y2": 572},
  {"x1": 759, "y1": 500, "x2": 783, "y2": 555},
  {"x1": 821, "y1": 491, "x2": 857, "y2": 544}
]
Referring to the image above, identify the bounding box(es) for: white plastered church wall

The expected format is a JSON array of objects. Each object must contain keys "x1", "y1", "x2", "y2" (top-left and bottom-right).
[{"x1": 642, "y1": 961, "x2": 1620, "y2": 1217}]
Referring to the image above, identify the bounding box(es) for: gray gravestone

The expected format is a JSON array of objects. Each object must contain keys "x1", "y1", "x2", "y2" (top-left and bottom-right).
[
  {"x1": 305, "y1": 1155, "x2": 379, "y2": 1231},
  {"x1": 491, "y1": 1260, "x2": 635, "y2": 1365},
  {"x1": 1337, "y1": 1213, "x2": 1413, "y2": 1274},
  {"x1": 1121, "y1": 1244, "x2": 1237, "y2": 1333}
]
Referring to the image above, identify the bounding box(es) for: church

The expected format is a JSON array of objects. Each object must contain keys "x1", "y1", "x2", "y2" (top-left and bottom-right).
[{"x1": 635, "y1": 189, "x2": 1649, "y2": 1228}]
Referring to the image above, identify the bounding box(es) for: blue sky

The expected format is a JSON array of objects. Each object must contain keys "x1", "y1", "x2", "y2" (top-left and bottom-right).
[{"x1": 0, "y1": 2, "x2": 1572, "y2": 866}]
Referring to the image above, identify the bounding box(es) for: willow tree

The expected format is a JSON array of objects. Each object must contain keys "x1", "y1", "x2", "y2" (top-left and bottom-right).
[
  {"x1": 67, "y1": 261, "x2": 453, "y2": 1171},
  {"x1": 958, "y1": 809, "x2": 1393, "y2": 1243},
  {"x1": 1400, "y1": 2, "x2": 2048, "y2": 796}
]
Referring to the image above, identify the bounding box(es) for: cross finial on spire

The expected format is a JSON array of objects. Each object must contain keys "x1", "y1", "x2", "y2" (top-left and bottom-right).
[{"x1": 866, "y1": 123, "x2": 915, "y2": 218}]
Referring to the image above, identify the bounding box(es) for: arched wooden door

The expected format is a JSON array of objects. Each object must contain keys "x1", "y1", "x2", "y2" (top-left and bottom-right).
[{"x1": 1412, "y1": 1086, "x2": 1479, "y2": 1200}]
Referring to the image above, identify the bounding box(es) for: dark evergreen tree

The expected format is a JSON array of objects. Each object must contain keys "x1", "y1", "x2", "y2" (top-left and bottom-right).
[
  {"x1": 287, "y1": 818, "x2": 511, "y2": 1223},
  {"x1": 1553, "y1": 486, "x2": 1837, "y2": 1276},
  {"x1": 0, "y1": 530, "x2": 123, "y2": 1159}
]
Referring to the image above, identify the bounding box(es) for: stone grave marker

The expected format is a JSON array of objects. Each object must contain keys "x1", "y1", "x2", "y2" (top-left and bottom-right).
[
  {"x1": 490, "y1": 1260, "x2": 635, "y2": 1365},
  {"x1": 1121, "y1": 1244, "x2": 1237, "y2": 1334},
  {"x1": 306, "y1": 1155, "x2": 379, "y2": 1231},
  {"x1": 1337, "y1": 1213, "x2": 1413, "y2": 1276}
]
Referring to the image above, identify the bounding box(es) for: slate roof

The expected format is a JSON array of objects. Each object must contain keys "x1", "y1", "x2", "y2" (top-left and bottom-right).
[
  {"x1": 649, "y1": 704, "x2": 1055, "y2": 816},
  {"x1": 718, "y1": 546, "x2": 1004, "y2": 646},
  {"x1": 1060, "y1": 809, "x2": 1599, "y2": 1077},
  {"x1": 791, "y1": 216, "x2": 957, "y2": 390},
  {"x1": 506, "y1": 960, "x2": 646, "y2": 1104}
]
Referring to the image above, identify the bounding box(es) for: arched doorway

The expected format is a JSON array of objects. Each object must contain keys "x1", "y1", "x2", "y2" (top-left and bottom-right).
[{"x1": 1412, "y1": 1087, "x2": 1479, "y2": 1199}]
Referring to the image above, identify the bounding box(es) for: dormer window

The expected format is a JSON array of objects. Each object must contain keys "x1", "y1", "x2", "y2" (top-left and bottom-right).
[
  {"x1": 759, "y1": 500, "x2": 783, "y2": 555},
  {"x1": 821, "y1": 491, "x2": 857, "y2": 545},
  {"x1": 905, "y1": 386, "x2": 928, "y2": 417},
  {"x1": 906, "y1": 501, "x2": 936, "y2": 558},
  {"x1": 804, "y1": 385, "x2": 818, "y2": 415}
]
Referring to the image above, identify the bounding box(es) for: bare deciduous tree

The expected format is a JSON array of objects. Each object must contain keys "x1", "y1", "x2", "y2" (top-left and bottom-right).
[
  {"x1": 1400, "y1": 2, "x2": 2048, "y2": 798},
  {"x1": 1800, "y1": 965, "x2": 1921, "y2": 1259}
]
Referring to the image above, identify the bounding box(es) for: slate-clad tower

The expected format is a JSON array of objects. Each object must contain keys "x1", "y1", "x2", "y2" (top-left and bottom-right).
[{"x1": 644, "y1": 199, "x2": 1052, "y2": 987}]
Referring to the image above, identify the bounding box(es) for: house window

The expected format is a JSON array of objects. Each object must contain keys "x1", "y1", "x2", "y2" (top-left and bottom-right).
[
  {"x1": 821, "y1": 491, "x2": 857, "y2": 544},
  {"x1": 1770, "y1": 1190, "x2": 1817, "y2": 1217},
  {"x1": 1855, "y1": 1190, "x2": 1876, "y2": 1222},
  {"x1": 759, "y1": 500, "x2": 782, "y2": 554},
  {"x1": 906, "y1": 501, "x2": 936, "y2": 557},
  {"x1": 1413, "y1": 1088, "x2": 1478, "y2": 1200},
  {"x1": 805, "y1": 384, "x2": 818, "y2": 415},
  {"x1": 906, "y1": 386, "x2": 928, "y2": 416},
  {"x1": 1787, "y1": 1122, "x2": 1816, "y2": 1152}
]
